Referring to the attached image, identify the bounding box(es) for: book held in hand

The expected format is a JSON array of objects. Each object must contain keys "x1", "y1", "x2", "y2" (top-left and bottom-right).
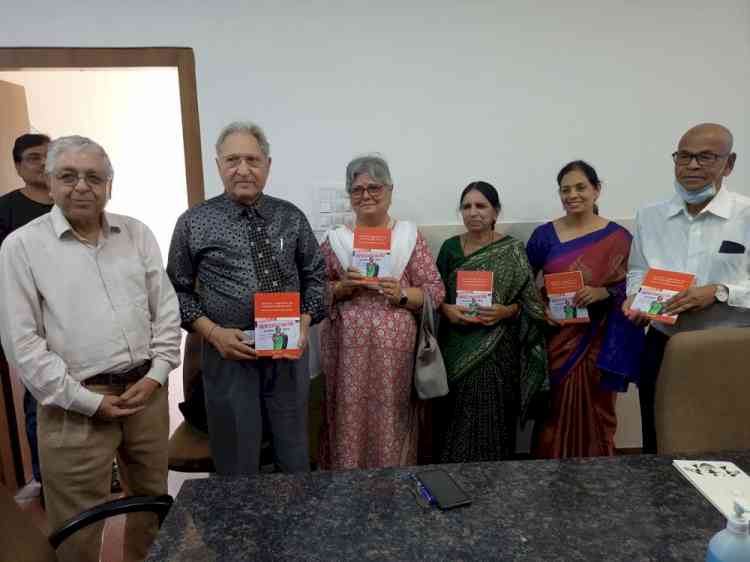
[
  {"x1": 630, "y1": 268, "x2": 695, "y2": 325},
  {"x1": 254, "y1": 292, "x2": 301, "y2": 359},
  {"x1": 456, "y1": 271, "x2": 493, "y2": 317},
  {"x1": 673, "y1": 460, "x2": 750, "y2": 520},
  {"x1": 352, "y1": 227, "x2": 391, "y2": 282},
  {"x1": 544, "y1": 271, "x2": 589, "y2": 324}
]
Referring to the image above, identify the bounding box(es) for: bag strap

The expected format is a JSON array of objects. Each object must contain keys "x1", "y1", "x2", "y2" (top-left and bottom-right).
[{"x1": 421, "y1": 290, "x2": 435, "y2": 336}]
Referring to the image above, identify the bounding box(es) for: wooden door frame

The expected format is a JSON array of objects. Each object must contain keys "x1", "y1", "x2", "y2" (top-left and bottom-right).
[
  {"x1": 0, "y1": 47, "x2": 205, "y2": 207},
  {"x1": 0, "y1": 47, "x2": 204, "y2": 489}
]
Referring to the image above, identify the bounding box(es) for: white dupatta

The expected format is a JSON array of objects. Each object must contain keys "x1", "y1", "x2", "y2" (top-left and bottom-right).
[{"x1": 326, "y1": 220, "x2": 418, "y2": 279}]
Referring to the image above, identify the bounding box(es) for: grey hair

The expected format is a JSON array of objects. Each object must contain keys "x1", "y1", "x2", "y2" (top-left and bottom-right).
[
  {"x1": 215, "y1": 121, "x2": 271, "y2": 158},
  {"x1": 45, "y1": 135, "x2": 114, "y2": 179},
  {"x1": 345, "y1": 155, "x2": 393, "y2": 193}
]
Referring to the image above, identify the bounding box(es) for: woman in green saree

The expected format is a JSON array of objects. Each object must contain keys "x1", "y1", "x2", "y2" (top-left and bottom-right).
[{"x1": 436, "y1": 182, "x2": 548, "y2": 462}]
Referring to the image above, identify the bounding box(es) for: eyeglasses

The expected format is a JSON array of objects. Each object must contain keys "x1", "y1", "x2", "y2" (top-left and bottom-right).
[
  {"x1": 672, "y1": 151, "x2": 730, "y2": 167},
  {"x1": 221, "y1": 155, "x2": 267, "y2": 170},
  {"x1": 54, "y1": 170, "x2": 109, "y2": 188},
  {"x1": 22, "y1": 154, "x2": 45, "y2": 165},
  {"x1": 349, "y1": 184, "x2": 387, "y2": 200}
]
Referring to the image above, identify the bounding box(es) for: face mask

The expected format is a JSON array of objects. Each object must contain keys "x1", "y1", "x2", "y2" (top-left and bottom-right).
[{"x1": 674, "y1": 178, "x2": 716, "y2": 205}]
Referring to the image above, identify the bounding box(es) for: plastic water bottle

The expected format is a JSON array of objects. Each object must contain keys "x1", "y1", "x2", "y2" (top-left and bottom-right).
[{"x1": 705, "y1": 498, "x2": 750, "y2": 562}]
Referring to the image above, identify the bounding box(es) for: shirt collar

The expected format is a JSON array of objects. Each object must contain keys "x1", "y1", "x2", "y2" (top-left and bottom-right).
[
  {"x1": 665, "y1": 194, "x2": 685, "y2": 218},
  {"x1": 665, "y1": 186, "x2": 732, "y2": 220},
  {"x1": 221, "y1": 191, "x2": 273, "y2": 220},
  {"x1": 703, "y1": 186, "x2": 732, "y2": 219},
  {"x1": 50, "y1": 205, "x2": 121, "y2": 240}
]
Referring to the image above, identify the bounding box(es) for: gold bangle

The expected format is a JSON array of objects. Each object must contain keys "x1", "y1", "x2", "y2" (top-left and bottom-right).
[{"x1": 206, "y1": 324, "x2": 218, "y2": 342}]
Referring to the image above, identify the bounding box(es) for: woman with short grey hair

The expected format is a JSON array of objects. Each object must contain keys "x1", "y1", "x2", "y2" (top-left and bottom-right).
[
  {"x1": 318, "y1": 155, "x2": 445, "y2": 469},
  {"x1": 345, "y1": 155, "x2": 392, "y2": 192}
]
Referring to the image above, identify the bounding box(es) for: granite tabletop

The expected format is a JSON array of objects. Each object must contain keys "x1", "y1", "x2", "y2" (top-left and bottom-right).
[{"x1": 146, "y1": 451, "x2": 750, "y2": 561}]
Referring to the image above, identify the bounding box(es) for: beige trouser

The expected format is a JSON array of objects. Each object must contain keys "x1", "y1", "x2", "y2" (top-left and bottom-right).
[{"x1": 38, "y1": 383, "x2": 169, "y2": 562}]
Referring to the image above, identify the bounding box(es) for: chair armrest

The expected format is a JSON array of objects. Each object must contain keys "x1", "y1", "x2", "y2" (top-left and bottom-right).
[{"x1": 48, "y1": 494, "x2": 173, "y2": 549}]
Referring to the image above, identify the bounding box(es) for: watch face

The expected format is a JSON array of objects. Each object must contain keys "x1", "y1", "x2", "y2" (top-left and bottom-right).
[{"x1": 715, "y1": 285, "x2": 729, "y2": 302}]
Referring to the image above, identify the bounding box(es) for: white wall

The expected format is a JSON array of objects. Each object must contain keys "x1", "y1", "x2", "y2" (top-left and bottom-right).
[{"x1": 1, "y1": 0, "x2": 747, "y2": 225}]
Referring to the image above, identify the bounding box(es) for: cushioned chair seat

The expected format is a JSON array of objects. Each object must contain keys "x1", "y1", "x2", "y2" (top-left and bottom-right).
[
  {"x1": 168, "y1": 421, "x2": 215, "y2": 473},
  {"x1": 655, "y1": 327, "x2": 750, "y2": 454}
]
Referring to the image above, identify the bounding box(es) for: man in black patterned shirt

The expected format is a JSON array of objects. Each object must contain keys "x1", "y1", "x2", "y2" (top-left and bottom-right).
[{"x1": 167, "y1": 121, "x2": 326, "y2": 474}]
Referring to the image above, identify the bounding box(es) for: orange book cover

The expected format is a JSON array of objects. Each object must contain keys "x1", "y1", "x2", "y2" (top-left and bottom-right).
[
  {"x1": 254, "y1": 292, "x2": 301, "y2": 359},
  {"x1": 352, "y1": 227, "x2": 392, "y2": 282},
  {"x1": 630, "y1": 268, "x2": 695, "y2": 325},
  {"x1": 456, "y1": 271, "x2": 493, "y2": 316},
  {"x1": 544, "y1": 271, "x2": 589, "y2": 324}
]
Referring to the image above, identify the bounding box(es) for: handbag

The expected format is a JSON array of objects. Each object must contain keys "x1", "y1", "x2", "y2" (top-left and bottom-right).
[{"x1": 414, "y1": 291, "x2": 449, "y2": 399}]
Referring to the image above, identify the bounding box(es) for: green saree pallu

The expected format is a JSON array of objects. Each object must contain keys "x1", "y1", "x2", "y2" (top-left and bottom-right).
[{"x1": 437, "y1": 236, "x2": 549, "y2": 425}]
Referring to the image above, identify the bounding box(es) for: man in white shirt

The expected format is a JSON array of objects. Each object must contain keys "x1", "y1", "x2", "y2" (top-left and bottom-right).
[
  {"x1": 0, "y1": 136, "x2": 181, "y2": 562},
  {"x1": 624, "y1": 123, "x2": 748, "y2": 453}
]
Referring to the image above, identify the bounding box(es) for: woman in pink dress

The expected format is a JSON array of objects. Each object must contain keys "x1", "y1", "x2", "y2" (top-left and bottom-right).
[{"x1": 318, "y1": 155, "x2": 445, "y2": 469}]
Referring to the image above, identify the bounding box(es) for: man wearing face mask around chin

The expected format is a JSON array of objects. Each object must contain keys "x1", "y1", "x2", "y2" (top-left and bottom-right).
[{"x1": 623, "y1": 123, "x2": 745, "y2": 454}]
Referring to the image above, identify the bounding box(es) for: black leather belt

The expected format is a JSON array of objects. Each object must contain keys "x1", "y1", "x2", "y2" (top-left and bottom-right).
[{"x1": 83, "y1": 361, "x2": 152, "y2": 386}]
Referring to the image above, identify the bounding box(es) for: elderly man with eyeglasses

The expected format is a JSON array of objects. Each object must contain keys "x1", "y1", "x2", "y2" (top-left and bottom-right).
[
  {"x1": 0, "y1": 135, "x2": 181, "y2": 562},
  {"x1": 167, "y1": 121, "x2": 326, "y2": 476},
  {"x1": 623, "y1": 123, "x2": 747, "y2": 454},
  {"x1": 0, "y1": 133, "x2": 52, "y2": 498}
]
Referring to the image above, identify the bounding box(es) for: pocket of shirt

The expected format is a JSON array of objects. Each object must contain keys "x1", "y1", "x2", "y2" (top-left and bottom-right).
[
  {"x1": 713, "y1": 243, "x2": 747, "y2": 283},
  {"x1": 718, "y1": 240, "x2": 746, "y2": 254}
]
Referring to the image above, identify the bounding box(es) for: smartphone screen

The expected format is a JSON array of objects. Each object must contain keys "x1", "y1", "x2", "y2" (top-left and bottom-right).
[{"x1": 416, "y1": 469, "x2": 472, "y2": 510}]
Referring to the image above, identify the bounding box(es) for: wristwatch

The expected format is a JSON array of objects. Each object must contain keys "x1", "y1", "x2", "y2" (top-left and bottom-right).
[
  {"x1": 714, "y1": 284, "x2": 729, "y2": 303},
  {"x1": 399, "y1": 289, "x2": 409, "y2": 307}
]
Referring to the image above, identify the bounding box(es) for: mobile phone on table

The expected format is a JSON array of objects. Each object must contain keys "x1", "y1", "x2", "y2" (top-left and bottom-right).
[{"x1": 415, "y1": 469, "x2": 472, "y2": 510}]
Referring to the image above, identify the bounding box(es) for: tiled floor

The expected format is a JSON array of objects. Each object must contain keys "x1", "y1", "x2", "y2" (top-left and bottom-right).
[{"x1": 15, "y1": 470, "x2": 208, "y2": 561}]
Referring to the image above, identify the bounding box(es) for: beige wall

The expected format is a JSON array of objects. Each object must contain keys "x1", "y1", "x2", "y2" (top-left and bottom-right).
[
  {"x1": 0, "y1": 80, "x2": 30, "y2": 195},
  {"x1": 0, "y1": 68, "x2": 187, "y2": 263}
]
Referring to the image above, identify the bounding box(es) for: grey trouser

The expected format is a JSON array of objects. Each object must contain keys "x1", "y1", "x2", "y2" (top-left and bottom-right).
[{"x1": 202, "y1": 344, "x2": 310, "y2": 474}]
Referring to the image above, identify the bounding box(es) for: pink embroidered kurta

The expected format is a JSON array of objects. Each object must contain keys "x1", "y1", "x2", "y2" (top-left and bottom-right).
[{"x1": 319, "y1": 231, "x2": 445, "y2": 469}]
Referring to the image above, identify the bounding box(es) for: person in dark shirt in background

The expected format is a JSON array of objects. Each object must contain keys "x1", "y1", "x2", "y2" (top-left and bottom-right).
[
  {"x1": 0, "y1": 134, "x2": 52, "y2": 244},
  {"x1": 0, "y1": 133, "x2": 51, "y2": 498}
]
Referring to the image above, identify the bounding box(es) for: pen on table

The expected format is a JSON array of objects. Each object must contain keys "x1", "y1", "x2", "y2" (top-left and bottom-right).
[
  {"x1": 280, "y1": 237, "x2": 284, "y2": 252},
  {"x1": 409, "y1": 474, "x2": 436, "y2": 505}
]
